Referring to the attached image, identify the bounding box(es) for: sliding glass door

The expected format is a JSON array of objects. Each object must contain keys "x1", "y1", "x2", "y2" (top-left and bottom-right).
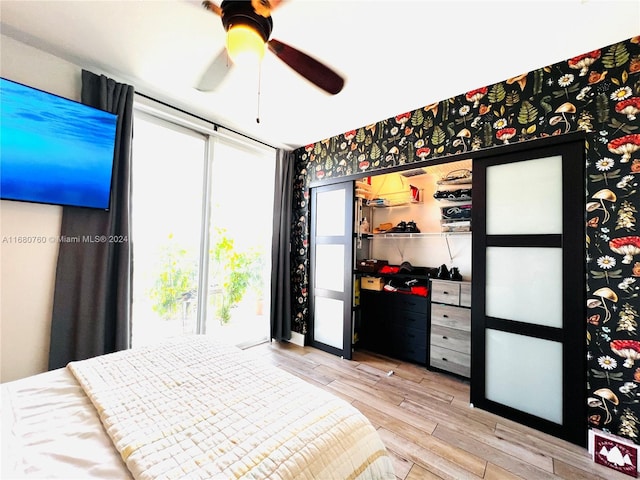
[
  {"x1": 131, "y1": 98, "x2": 275, "y2": 349},
  {"x1": 131, "y1": 111, "x2": 206, "y2": 345},
  {"x1": 205, "y1": 135, "x2": 275, "y2": 348}
]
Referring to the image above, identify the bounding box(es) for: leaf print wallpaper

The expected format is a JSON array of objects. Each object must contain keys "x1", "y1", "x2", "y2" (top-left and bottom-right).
[{"x1": 291, "y1": 36, "x2": 640, "y2": 444}]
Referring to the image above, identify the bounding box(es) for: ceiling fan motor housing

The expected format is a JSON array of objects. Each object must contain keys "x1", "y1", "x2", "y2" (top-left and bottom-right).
[{"x1": 221, "y1": 1, "x2": 273, "y2": 42}]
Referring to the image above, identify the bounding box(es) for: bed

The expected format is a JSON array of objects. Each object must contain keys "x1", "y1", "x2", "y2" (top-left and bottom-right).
[{"x1": 2, "y1": 335, "x2": 395, "y2": 479}]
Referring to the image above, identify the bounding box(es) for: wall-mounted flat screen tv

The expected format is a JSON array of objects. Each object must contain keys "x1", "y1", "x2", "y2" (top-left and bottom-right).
[{"x1": 0, "y1": 77, "x2": 118, "y2": 210}]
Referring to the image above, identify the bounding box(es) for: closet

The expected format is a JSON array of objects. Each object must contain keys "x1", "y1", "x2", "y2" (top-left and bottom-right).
[
  {"x1": 308, "y1": 133, "x2": 587, "y2": 446},
  {"x1": 352, "y1": 159, "x2": 473, "y2": 376}
]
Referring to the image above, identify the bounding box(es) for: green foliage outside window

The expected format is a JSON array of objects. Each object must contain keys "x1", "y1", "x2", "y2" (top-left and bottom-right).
[
  {"x1": 149, "y1": 234, "x2": 197, "y2": 320},
  {"x1": 149, "y1": 229, "x2": 263, "y2": 324}
]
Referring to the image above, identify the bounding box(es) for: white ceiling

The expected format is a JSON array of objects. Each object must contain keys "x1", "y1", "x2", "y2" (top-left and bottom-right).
[{"x1": 1, "y1": 0, "x2": 639, "y2": 150}]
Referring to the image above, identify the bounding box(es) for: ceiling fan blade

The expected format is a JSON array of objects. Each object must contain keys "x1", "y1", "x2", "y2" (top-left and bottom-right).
[
  {"x1": 251, "y1": 0, "x2": 285, "y2": 17},
  {"x1": 267, "y1": 38, "x2": 344, "y2": 95},
  {"x1": 195, "y1": 49, "x2": 234, "y2": 91},
  {"x1": 201, "y1": 0, "x2": 222, "y2": 16}
]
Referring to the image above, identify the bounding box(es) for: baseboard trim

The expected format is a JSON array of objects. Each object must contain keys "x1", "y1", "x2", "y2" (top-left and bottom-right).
[{"x1": 287, "y1": 331, "x2": 305, "y2": 347}]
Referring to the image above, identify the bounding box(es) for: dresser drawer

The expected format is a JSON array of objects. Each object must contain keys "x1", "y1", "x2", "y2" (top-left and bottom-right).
[
  {"x1": 430, "y1": 325, "x2": 470, "y2": 354},
  {"x1": 430, "y1": 280, "x2": 460, "y2": 305},
  {"x1": 390, "y1": 293, "x2": 428, "y2": 314},
  {"x1": 389, "y1": 326, "x2": 427, "y2": 364},
  {"x1": 430, "y1": 303, "x2": 471, "y2": 331},
  {"x1": 460, "y1": 283, "x2": 471, "y2": 308},
  {"x1": 390, "y1": 309, "x2": 426, "y2": 332},
  {"x1": 430, "y1": 345, "x2": 470, "y2": 377}
]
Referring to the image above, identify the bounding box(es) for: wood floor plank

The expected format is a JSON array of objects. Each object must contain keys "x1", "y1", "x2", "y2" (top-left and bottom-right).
[
  {"x1": 492, "y1": 422, "x2": 626, "y2": 479},
  {"x1": 431, "y1": 424, "x2": 557, "y2": 479},
  {"x1": 377, "y1": 373, "x2": 456, "y2": 406},
  {"x1": 349, "y1": 394, "x2": 439, "y2": 434},
  {"x1": 552, "y1": 457, "x2": 623, "y2": 480},
  {"x1": 314, "y1": 363, "x2": 381, "y2": 387},
  {"x1": 378, "y1": 428, "x2": 485, "y2": 480},
  {"x1": 250, "y1": 342, "x2": 624, "y2": 480},
  {"x1": 327, "y1": 378, "x2": 405, "y2": 405},
  {"x1": 400, "y1": 397, "x2": 497, "y2": 433},
  {"x1": 386, "y1": 449, "x2": 413, "y2": 480},
  {"x1": 406, "y1": 463, "x2": 445, "y2": 479},
  {"x1": 483, "y1": 463, "x2": 522, "y2": 480},
  {"x1": 355, "y1": 398, "x2": 486, "y2": 477},
  {"x1": 352, "y1": 350, "x2": 401, "y2": 372}
]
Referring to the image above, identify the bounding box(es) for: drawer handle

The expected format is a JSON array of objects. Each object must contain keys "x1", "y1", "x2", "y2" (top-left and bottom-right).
[
  {"x1": 442, "y1": 357, "x2": 448, "y2": 361},
  {"x1": 443, "y1": 314, "x2": 449, "y2": 318},
  {"x1": 442, "y1": 336, "x2": 448, "y2": 339},
  {"x1": 443, "y1": 291, "x2": 449, "y2": 294}
]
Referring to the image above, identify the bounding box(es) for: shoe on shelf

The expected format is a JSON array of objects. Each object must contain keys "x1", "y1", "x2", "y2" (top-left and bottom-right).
[
  {"x1": 405, "y1": 221, "x2": 420, "y2": 233},
  {"x1": 449, "y1": 267, "x2": 462, "y2": 281},
  {"x1": 387, "y1": 221, "x2": 407, "y2": 233},
  {"x1": 437, "y1": 264, "x2": 449, "y2": 279},
  {"x1": 399, "y1": 261, "x2": 413, "y2": 273}
]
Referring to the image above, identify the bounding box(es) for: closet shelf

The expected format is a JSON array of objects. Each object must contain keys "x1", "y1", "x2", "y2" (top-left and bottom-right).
[{"x1": 362, "y1": 232, "x2": 471, "y2": 238}]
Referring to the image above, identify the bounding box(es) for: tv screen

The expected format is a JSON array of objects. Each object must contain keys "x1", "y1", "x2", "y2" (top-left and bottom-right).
[{"x1": 0, "y1": 77, "x2": 118, "y2": 210}]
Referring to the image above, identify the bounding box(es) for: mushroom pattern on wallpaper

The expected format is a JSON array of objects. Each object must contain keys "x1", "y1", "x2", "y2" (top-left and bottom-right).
[
  {"x1": 611, "y1": 340, "x2": 640, "y2": 368},
  {"x1": 589, "y1": 189, "x2": 617, "y2": 224},
  {"x1": 568, "y1": 49, "x2": 602, "y2": 77},
  {"x1": 610, "y1": 236, "x2": 640, "y2": 264},
  {"x1": 615, "y1": 98, "x2": 640, "y2": 121},
  {"x1": 291, "y1": 35, "x2": 640, "y2": 444},
  {"x1": 608, "y1": 134, "x2": 640, "y2": 163},
  {"x1": 593, "y1": 388, "x2": 620, "y2": 425}
]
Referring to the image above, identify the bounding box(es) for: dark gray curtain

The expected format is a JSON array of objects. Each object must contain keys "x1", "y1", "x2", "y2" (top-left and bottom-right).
[
  {"x1": 270, "y1": 149, "x2": 294, "y2": 341},
  {"x1": 48, "y1": 70, "x2": 134, "y2": 370}
]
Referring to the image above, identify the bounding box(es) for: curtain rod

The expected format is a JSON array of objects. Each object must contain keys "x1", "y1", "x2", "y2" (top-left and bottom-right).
[{"x1": 134, "y1": 91, "x2": 277, "y2": 150}]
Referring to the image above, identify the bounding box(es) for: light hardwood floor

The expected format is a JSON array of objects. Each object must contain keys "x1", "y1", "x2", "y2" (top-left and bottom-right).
[{"x1": 250, "y1": 341, "x2": 627, "y2": 480}]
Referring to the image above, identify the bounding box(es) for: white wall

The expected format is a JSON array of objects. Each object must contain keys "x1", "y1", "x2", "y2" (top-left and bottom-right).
[{"x1": 0, "y1": 35, "x2": 82, "y2": 382}]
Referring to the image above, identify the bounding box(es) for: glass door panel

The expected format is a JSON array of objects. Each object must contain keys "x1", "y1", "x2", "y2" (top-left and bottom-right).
[
  {"x1": 205, "y1": 138, "x2": 275, "y2": 348},
  {"x1": 313, "y1": 297, "x2": 345, "y2": 349},
  {"x1": 315, "y1": 244, "x2": 345, "y2": 292},
  {"x1": 486, "y1": 329, "x2": 563, "y2": 424},
  {"x1": 316, "y1": 188, "x2": 346, "y2": 236},
  {"x1": 486, "y1": 155, "x2": 563, "y2": 235},
  {"x1": 486, "y1": 246, "x2": 563, "y2": 328},
  {"x1": 131, "y1": 112, "x2": 206, "y2": 347}
]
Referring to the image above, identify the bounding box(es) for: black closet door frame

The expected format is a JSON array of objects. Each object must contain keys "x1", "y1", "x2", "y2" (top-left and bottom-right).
[
  {"x1": 471, "y1": 135, "x2": 586, "y2": 446},
  {"x1": 308, "y1": 181, "x2": 354, "y2": 360}
]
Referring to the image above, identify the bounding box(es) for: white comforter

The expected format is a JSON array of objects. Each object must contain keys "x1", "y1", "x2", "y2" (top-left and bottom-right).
[{"x1": 64, "y1": 336, "x2": 394, "y2": 479}]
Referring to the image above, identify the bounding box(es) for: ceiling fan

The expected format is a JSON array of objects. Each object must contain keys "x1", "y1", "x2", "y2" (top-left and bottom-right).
[{"x1": 197, "y1": 0, "x2": 345, "y2": 95}]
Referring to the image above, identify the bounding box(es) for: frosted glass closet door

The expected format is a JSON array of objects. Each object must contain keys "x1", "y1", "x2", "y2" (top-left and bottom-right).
[
  {"x1": 472, "y1": 137, "x2": 585, "y2": 446},
  {"x1": 484, "y1": 155, "x2": 564, "y2": 424},
  {"x1": 309, "y1": 182, "x2": 354, "y2": 359}
]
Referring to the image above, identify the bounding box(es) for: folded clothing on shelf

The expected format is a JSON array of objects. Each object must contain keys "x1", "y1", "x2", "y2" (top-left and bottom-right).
[
  {"x1": 440, "y1": 221, "x2": 471, "y2": 232},
  {"x1": 437, "y1": 168, "x2": 472, "y2": 185},
  {"x1": 367, "y1": 198, "x2": 389, "y2": 207},
  {"x1": 433, "y1": 188, "x2": 472, "y2": 201}
]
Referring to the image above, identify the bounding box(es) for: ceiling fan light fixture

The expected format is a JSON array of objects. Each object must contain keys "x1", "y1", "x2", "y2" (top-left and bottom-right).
[{"x1": 226, "y1": 24, "x2": 266, "y2": 64}]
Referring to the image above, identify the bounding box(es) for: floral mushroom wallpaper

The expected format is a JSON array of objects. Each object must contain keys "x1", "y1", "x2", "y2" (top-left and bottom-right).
[{"x1": 291, "y1": 36, "x2": 640, "y2": 444}]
